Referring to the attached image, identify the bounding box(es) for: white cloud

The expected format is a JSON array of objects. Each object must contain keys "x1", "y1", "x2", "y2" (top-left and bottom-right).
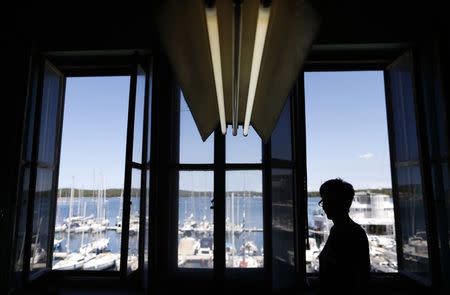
[{"x1": 359, "y1": 153, "x2": 374, "y2": 159}]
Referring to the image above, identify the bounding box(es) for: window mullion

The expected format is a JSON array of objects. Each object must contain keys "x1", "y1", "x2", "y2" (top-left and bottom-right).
[{"x1": 214, "y1": 130, "x2": 225, "y2": 283}]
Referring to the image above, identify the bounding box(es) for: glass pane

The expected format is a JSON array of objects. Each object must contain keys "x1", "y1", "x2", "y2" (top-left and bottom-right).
[
  {"x1": 226, "y1": 170, "x2": 263, "y2": 268},
  {"x1": 272, "y1": 169, "x2": 295, "y2": 289},
  {"x1": 387, "y1": 52, "x2": 420, "y2": 162},
  {"x1": 53, "y1": 76, "x2": 129, "y2": 271},
  {"x1": 180, "y1": 93, "x2": 214, "y2": 163},
  {"x1": 133, "y1": 66, "x2": 146, "y2": 163},
  {"x1": 418, "y1": 52, "x2": 448, "y2": 159},
  {"x1": 444, "y1": 164, "x2": 450, "y2": 255},
  {"x1": 30, "y1": 168, "x2": 53, "y2": 272},
  {"x1": 14, "y1": 168, "x2": 30, "y2": 272},
  {"x1": 397, "y1": 165, "x2": 430, "y2": 277},
  {"x1": 24, "y1": 72, "x2": 38, "y2": 162},
  {"x1": 127, "y1": 169, "x2": 141, "y2": 272},
  {"x1": 271, "y1": 97, "x2": 292, "y2": 162},
  {"x1": 38, "y1": 63, "x2": 62, "y2": 164},
  {"x1": 144, "y1": 170, "x2": 150, "y2": 268},
  {"x1": 178, "y1": 171, "x2": 214, "y2": 269},
  {"x1": 305, "y1": 71, "x2": 397, "y2": 273},
  {"x1": 147, "y1": 69, "x2": 153, "y2": 164},
  {"x1": 226, "y1": 126, "x2": 261, "y2": 164}
]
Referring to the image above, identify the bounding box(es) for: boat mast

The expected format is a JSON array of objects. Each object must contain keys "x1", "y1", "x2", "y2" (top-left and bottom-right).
[{"x1": 67, "y1": 177, "x2": 75, "y2": 253}]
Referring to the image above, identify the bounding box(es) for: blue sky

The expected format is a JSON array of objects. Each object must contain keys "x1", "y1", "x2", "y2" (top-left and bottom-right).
[
  {"x1": 58, "y1": 71, "x2": 392, "y2": 192},
  {"x1": 58, "y1": 77, "x2": 129, "y2": 189},
  {"x1": 305, "y1": 71, "x2": 391, "y2": 191}
]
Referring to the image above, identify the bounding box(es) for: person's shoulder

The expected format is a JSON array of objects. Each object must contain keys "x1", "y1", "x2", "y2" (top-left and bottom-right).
[{"x1": 351, "y1": 222, "x2": 369, "y2": 242}]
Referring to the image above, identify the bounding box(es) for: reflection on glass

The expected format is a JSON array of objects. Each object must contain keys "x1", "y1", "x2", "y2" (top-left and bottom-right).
[
  {"x1": 271, "y1": 98, "x2": 292, "y2": 162},
  {"x1": 226, "y1": 126, "x2": 261, "y2": 163},
  {"x1": 443, "y1": 164, "x2": 450, "y2": 253},
  {"x1": 272, "y1": 169, "x2": 295, "y2": 273},
  {"x1": 397, "y1": 166, "x2": 430, "y2": 276},
  {"x1": 180, "y1": 93, "x2": 214, "y2": 163},
  {"x1": 387, "y1": 53, "x2": 419, "y2": 162},
  {"x1": 52, "y1": 77, "x2": 129, "y2": 271},
  {"x1": 133, "y1": 67, "x2": 146, "y2": 163},
  {"x1": 127, "y1": 169, "x2": 141, "y2": 272},
  {"x1": 305, "y1": 71, "x2": 397, "y2": 273},
  {"x1": 38, "y1": 64, "x2": 62, "y2": 164},
  {"x1": 178, "y1": 171, "x2": 214, "y2": 269},
  {"x1": 144, "y1": 170, "x2": 150, "y2": 267},
  {"x1": 226, "y1": 171, "x2": 263, "y2": 268},
  {"x1": 31, "y1": 169, "x2": 53, "y2": 271},
  {"x1": 14, "y1": 168, "x2": 30, "y2": 272}
]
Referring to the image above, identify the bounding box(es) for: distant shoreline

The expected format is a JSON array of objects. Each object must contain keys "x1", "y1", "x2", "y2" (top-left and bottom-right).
[{"x1": 57, "y1": 188, "x2": 392, "y2": 198}]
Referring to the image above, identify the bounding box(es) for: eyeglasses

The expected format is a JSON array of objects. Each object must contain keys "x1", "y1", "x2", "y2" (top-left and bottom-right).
[{"x1": 318, "y1": 199, "x2": 323, "y2": 207}]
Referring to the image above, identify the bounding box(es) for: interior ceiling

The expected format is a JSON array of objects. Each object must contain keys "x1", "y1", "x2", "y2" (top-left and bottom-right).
[{"x1": 155, "y1": 0, "x2": 320, "y2": 142}]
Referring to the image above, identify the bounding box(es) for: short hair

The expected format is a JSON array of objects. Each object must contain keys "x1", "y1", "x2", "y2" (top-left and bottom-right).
[{"x1": 319, "y1": 178, "x2": 355, "y2": 212}]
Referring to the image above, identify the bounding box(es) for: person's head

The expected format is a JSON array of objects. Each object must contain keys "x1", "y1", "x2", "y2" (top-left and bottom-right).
[{"x1": 319, "y1": 178, "x2": 354, "y2": 220}]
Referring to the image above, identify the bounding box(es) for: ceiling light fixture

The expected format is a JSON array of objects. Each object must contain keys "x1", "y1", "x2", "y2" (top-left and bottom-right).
[
  {"x1": 205, "y1": 0, "x2": 271, "y2": 136},
  {"x1": 232, "y1": 0, "x2": 243, "y2": 136},
  {"x1": 243, "y1": 2, "x2": 271, "y2": 136},
  {"x1": 205, "y1": 1, "x2": 227, "y2": 135}
]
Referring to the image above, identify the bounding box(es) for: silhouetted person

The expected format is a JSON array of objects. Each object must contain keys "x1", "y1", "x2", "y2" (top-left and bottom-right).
[{"x1": 318, "y1": 178, "x2": 370, "y2": 294}]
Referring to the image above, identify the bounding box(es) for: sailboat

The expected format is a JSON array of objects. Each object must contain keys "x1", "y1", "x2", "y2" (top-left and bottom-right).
[
  {"x1": 82, "y1": 253, "x2": 118, "y2": 271},
  {"x1": 53, "y1": 253, "x2": 92, "y2": 270},
  {"x1": 85, "y1": 178, "x2": 110, "y2": 252}
]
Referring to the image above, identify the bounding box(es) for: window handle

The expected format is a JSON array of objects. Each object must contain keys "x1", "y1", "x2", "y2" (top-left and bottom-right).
[{"x1": 210, "y1": 198, "x2": 214, "y2": 209}]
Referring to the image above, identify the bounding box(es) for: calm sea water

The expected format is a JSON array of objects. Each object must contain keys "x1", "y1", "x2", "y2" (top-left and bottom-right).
[
  {"x1": 54, "y1": 196, "x2": 140, "y2": 258},
  {"x1": 54, "y1": 195, "x2": 322, "y2": 258}
]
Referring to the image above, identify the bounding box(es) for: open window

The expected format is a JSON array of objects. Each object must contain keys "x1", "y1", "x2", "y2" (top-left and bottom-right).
[
  {"x1": 304, "y1": 70, "x2": 397, "y2": 274},
  {"x1": 297, "y1": 47, "x2": 444, "y2": 288},
  {"x1": 385, "y1": 50, "x2": 432, "y2": 283},
  {"x1": 172, "y1": 90, "x2": 266, "y2": 290},
  {"x1": 12, "y1": 53, "x2": 153, "y2": 284}
]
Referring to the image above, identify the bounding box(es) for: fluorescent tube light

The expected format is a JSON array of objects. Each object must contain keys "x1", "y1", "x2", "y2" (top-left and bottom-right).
[
  {"x1": 205, "y1": 5, "x2": 227, "y2": 135},
  {"x1": 243, "y1": 4, "x2": 270, "y2": 136}
]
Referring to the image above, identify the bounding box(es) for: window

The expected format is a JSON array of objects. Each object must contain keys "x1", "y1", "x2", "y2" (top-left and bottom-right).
[
  {"x1": 179, "y1": 95, "x2": 214, "y2": 164},
  {"x1": 13, "y1": 55, "x2": 153, "y2": 282},
  {"x1": 177, "y1": 94, "x2": 214, "y2": 269},
  {"x1": 178, "y1": 171, "x2": 214, "y2": 268},
  {"x1": 385, "y1": 52, "x2": 431, "y2": 280},
  {"x1": 225, "y1": 170, "x2": 263, "y2": 268},
  {"x1": 176, "y1": 93, "x2": 264, "y2": 271},
  {"x1": 52, "y1": 77, "x2": 129, "y2": 271},
  {"x1": 304, "y1": 71, "x2": 398, "y2": 273}
]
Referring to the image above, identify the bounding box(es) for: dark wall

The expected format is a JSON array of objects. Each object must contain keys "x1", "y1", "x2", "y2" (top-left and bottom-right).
[{"x1": 2, "y1": 1, "x2": 448, "y2": 293}]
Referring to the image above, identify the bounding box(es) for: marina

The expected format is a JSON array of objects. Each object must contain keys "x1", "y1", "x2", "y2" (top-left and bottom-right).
[
  {"x1": 49, "y1": 187, "x2": 401, "y2": 272},
  {"x1": 307, "y1": 192, "x2": 398, "y2": 273},
  {"x1": 51, "y1": 183, "x2": 139, "y2": 271}
]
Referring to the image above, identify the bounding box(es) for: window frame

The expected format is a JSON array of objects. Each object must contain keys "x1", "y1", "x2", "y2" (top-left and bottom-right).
[
  {"x1": 170, "y1": 89, "x2": 269, "y2": 288},
  {"x1": 13, "y1": 50, "x2": 154, "y2": 286},
  {"x1": 300, "y1": 44, "x2": 440, "y2": 288}
]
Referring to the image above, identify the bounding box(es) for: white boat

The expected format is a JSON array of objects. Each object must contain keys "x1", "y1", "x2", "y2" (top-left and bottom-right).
[
  {"x1": 54, "y1": 238, "x2": 64, "y2": 250},
  {"x1": 73, "y1": 224, "x2": 91, "y2": 233},
  {"x1": 82, "y1": 253, "x2": 118, "y2": 270},
  {"x1": 53, "y1": 253, "x2": 91, "y2": 270},
  {"x1": 240, "y1": 241, "x2": 259, "y2": 256},
  {"x1": 233, "y1": 255, "x2": 259, "y2": 268},
  {"x1": 310, "y1": 191, "x2": 397, "y2": 272},
  {"x1": 54, "y1": 224, "x2": 67, "y2": 232},
  {"x1": 305, "y1": 238, "x2": 320, "y2": 272},
  {"x1": 197, "y1": 237, "x2": 213, "y2": 255},
  {"x1": 178, "y1": 236, "x2": 200, "y2": 256},
  {"x1": 64, "y1": 215, "x2": 85, "y2": 223},
  {"x1": 127, "y1": 254, "x2": 139, "y2": 271},
  {"x1": 90, "y1": 223, "x2": 107, "y2": 232},
  {"x1": 79, "y1": 237, "x2": 110, "y2": 255},
  {"x1": 179, "y1": 213, "x2": 197, "y2": 232}
]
